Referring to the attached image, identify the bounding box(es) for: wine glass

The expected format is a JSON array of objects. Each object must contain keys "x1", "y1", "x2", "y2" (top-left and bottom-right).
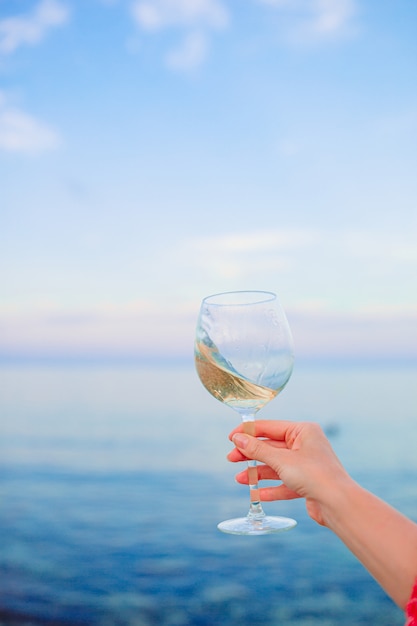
[{"x1": 194, "y1": 290, "x2": 296, "y2": 535}]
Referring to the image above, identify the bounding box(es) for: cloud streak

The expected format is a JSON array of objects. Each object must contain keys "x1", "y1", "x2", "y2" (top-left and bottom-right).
[
  {"x1": 166, "y1": 31, "x2": 209, "y2": 70},
  {"x1": 1, "y1": 225, "x2": 416, "y2": 363},
  {"x1": 131, "y1": 0, "x2": 228, "y2": 31},
  {"x1": 183, "y1": 229, "x2": 318, "y2": 281},
  {"x1": 0, "y1": 91, "x2": 61, "y2": 153},
  {"x1": 188, "y1": 227, "x2": 417, "y2": 274},
  {"x1": 174, "y1": 227, "x2": 417, "y2": 321},
  {"x1": 195, "y1": 230, "x2": 318, "y2": 253},
  {"x1": 0, "y1": 302, "x2": 197, "y2": 362},
  {"x1": 257, "y1": 0, "x2": 358, "y2": 43},
  {"x1": 306, "y1": 0, "x2": 356, "y2": 36},
  {"x1": 0, "y1": 0, "x2": 70, "y2": 55},
  {"x1": 1, "y1": 301, "x2": 416, "y2": 364},
  {"x1": 128, "y1": 0, "x2": 359, "y2": 70},
  {"x1": 130, "y1": 0, "x2": 228, "y2": 70}
]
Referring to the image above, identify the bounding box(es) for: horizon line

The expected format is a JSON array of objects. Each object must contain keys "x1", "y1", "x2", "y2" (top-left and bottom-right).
[{"x1": 1, "y1": 353, "x2": 416, "y2": 369}]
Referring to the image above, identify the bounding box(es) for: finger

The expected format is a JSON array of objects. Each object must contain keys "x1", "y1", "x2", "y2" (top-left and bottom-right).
[
  {"x1": 227, "y1": 447, "x2": 249, "y2": 463},
  {"x1": 235, "y1": 465, "x2": 279, "y2": 483},
  {"x1": 234, "y1": 481, "x2": 301, "y2": 502},
  {"x1": 232, "y1": 432, "x2": 291, "y2": 470},
  {"x1": 228, "y1": 420, "x2": 296, "y2": 442},
  {"x1": 227, "y1": 439, "x2": 286, "y2": 463},
  {"x1": 256, "y1": 484, "x2": 302, "y2": 502}
]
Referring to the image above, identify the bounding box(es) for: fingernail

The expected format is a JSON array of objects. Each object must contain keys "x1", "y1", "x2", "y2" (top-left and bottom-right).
[
  {"x1": 234, "y1": 471, "x2": 245, "y2": 482},
  {"x1": 232, "y1": 433, "x2": 249, "y2": 449}
]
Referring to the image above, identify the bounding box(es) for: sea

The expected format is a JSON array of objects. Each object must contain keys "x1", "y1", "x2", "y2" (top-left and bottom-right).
[{"x1": 0, "y1": 361, "x2": 416, "y2": 626}]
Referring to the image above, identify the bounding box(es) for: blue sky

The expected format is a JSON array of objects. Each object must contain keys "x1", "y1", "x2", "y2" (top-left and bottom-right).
[{"x1": 1, "y1": 0, "x2": 416, "y2": 363}]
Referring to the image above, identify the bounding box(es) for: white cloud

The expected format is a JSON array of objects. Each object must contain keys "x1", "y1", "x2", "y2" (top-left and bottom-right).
[
  {"x1": 308, "y1": 0, "x2": 356, "y2": 36},
  {"x1": 166, "y1": 30, "x2": 208, "y2": 71},
  {"x1": 197, "y1": 229, "x2": 318, "y2": 253},
  {"x1": 129, "y1": 0, "x2": 356, "y2": 68},
  {"x1": 130, "y1": 0, "x2": 228, "y2": 69},
  {"x1": 179, "y1": 229, "x2": 321, "y2": 293},
  {"x1": 341, "y1": 231, "x2": 417, "y2": 271},
  {"x1": 257, "y1": 0, "x2": 358, "y2": 43},
  {"x1": 132, "y1": 0, "x2": 228, "y2": 31},
  {"x1": 257, "y1": 0, "x2": 290, "y2": 5},
  {"x1": 289, "y1": 306, "x2": 417, "y2": 362},
  {"x1": 179, "y1": 226, "x2": 417, "y2": 317},
  {"x1": 0, "y1": 0, "x2": 70, "y2": 55},
  {"x1": 191, "y1": 227, "x2": 417, "y2": 274},
  {"x1": 1, "y1": 299, "x2": 416, "y2": 363},
  {"x1": 0, "y1": 301, "x2": 197, "y2": 360},
  {"x1": 188, "y1": 229, "x2": 320, "y2": 280},
  {"x1": 0, "y1": 92, "x2": 61, "y2": 153}
]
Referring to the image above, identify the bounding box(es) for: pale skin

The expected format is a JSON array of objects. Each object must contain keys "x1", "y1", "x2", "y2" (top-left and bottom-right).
[{"x1": 227, "y1": 420, "x2": 417, "y2": 610}]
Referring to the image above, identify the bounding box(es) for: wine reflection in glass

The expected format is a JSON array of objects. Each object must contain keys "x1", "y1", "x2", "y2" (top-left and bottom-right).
[{"x1": 194, "y1": 290, "x2": 296, "y2": 535}]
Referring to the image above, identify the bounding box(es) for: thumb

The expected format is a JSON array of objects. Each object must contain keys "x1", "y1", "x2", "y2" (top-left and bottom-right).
[{"x1": 232, "y1": 433, "x2": 279, "y2": 469}]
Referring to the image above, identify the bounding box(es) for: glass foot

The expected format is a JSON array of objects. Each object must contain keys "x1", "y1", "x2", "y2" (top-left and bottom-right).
[{"x1": 217, "y1": 515, "x2": 297, "y2": 535}]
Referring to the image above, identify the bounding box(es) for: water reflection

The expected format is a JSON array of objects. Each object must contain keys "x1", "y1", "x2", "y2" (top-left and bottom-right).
[
  {"x1": 0, "y1": 363, "x2": 416, "y2": 625},
  {"x1": 1, "y1": 363, "x2": 416, "y2": 473}
]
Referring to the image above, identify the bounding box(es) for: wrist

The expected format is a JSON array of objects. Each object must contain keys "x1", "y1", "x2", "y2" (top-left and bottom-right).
[{"x1": 318, "y1": 474, "x2": 361, "y2": 531}]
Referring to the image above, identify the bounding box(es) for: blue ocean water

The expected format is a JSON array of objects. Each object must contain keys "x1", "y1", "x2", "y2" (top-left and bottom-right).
[{"x1": 0, "y1": 363, "x2": 416, "y2": 625}]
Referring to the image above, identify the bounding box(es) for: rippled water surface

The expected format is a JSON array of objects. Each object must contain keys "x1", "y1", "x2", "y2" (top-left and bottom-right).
[{"x1": 0, "y1": 363, "x2": 416, "y2": 625}]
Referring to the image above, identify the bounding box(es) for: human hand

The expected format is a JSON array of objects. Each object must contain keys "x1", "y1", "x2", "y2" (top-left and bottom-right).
[
  {"x1": 227, "y1": 420, "x2": 351, "y2": 526},
  {"x1": 229, "y1": 421, "x2": 417, "y2": 610}
]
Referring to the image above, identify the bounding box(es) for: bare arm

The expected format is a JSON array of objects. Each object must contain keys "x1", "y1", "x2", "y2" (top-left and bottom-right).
[
  {"x1": 228, "y1": 420, "x2": 417, "y2": 609},
  {"x1": 325, "y1": 480, "x2": 417, "y2": 608}
]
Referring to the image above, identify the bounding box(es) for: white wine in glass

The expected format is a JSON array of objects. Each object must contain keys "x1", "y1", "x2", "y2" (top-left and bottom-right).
[{"x1": 195, "y1": 290, "x2": 296, "y2": 535}]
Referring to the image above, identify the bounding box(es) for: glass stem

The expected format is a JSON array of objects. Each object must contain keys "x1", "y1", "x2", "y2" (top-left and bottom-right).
[{"x1": 241, "y1": 413, "x2": 266, "y2": 520}]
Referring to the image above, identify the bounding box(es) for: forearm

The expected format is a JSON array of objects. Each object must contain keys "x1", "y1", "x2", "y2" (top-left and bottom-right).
[{"x1": 322, "y1": 478, "x2": 417, "y2": 609}]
